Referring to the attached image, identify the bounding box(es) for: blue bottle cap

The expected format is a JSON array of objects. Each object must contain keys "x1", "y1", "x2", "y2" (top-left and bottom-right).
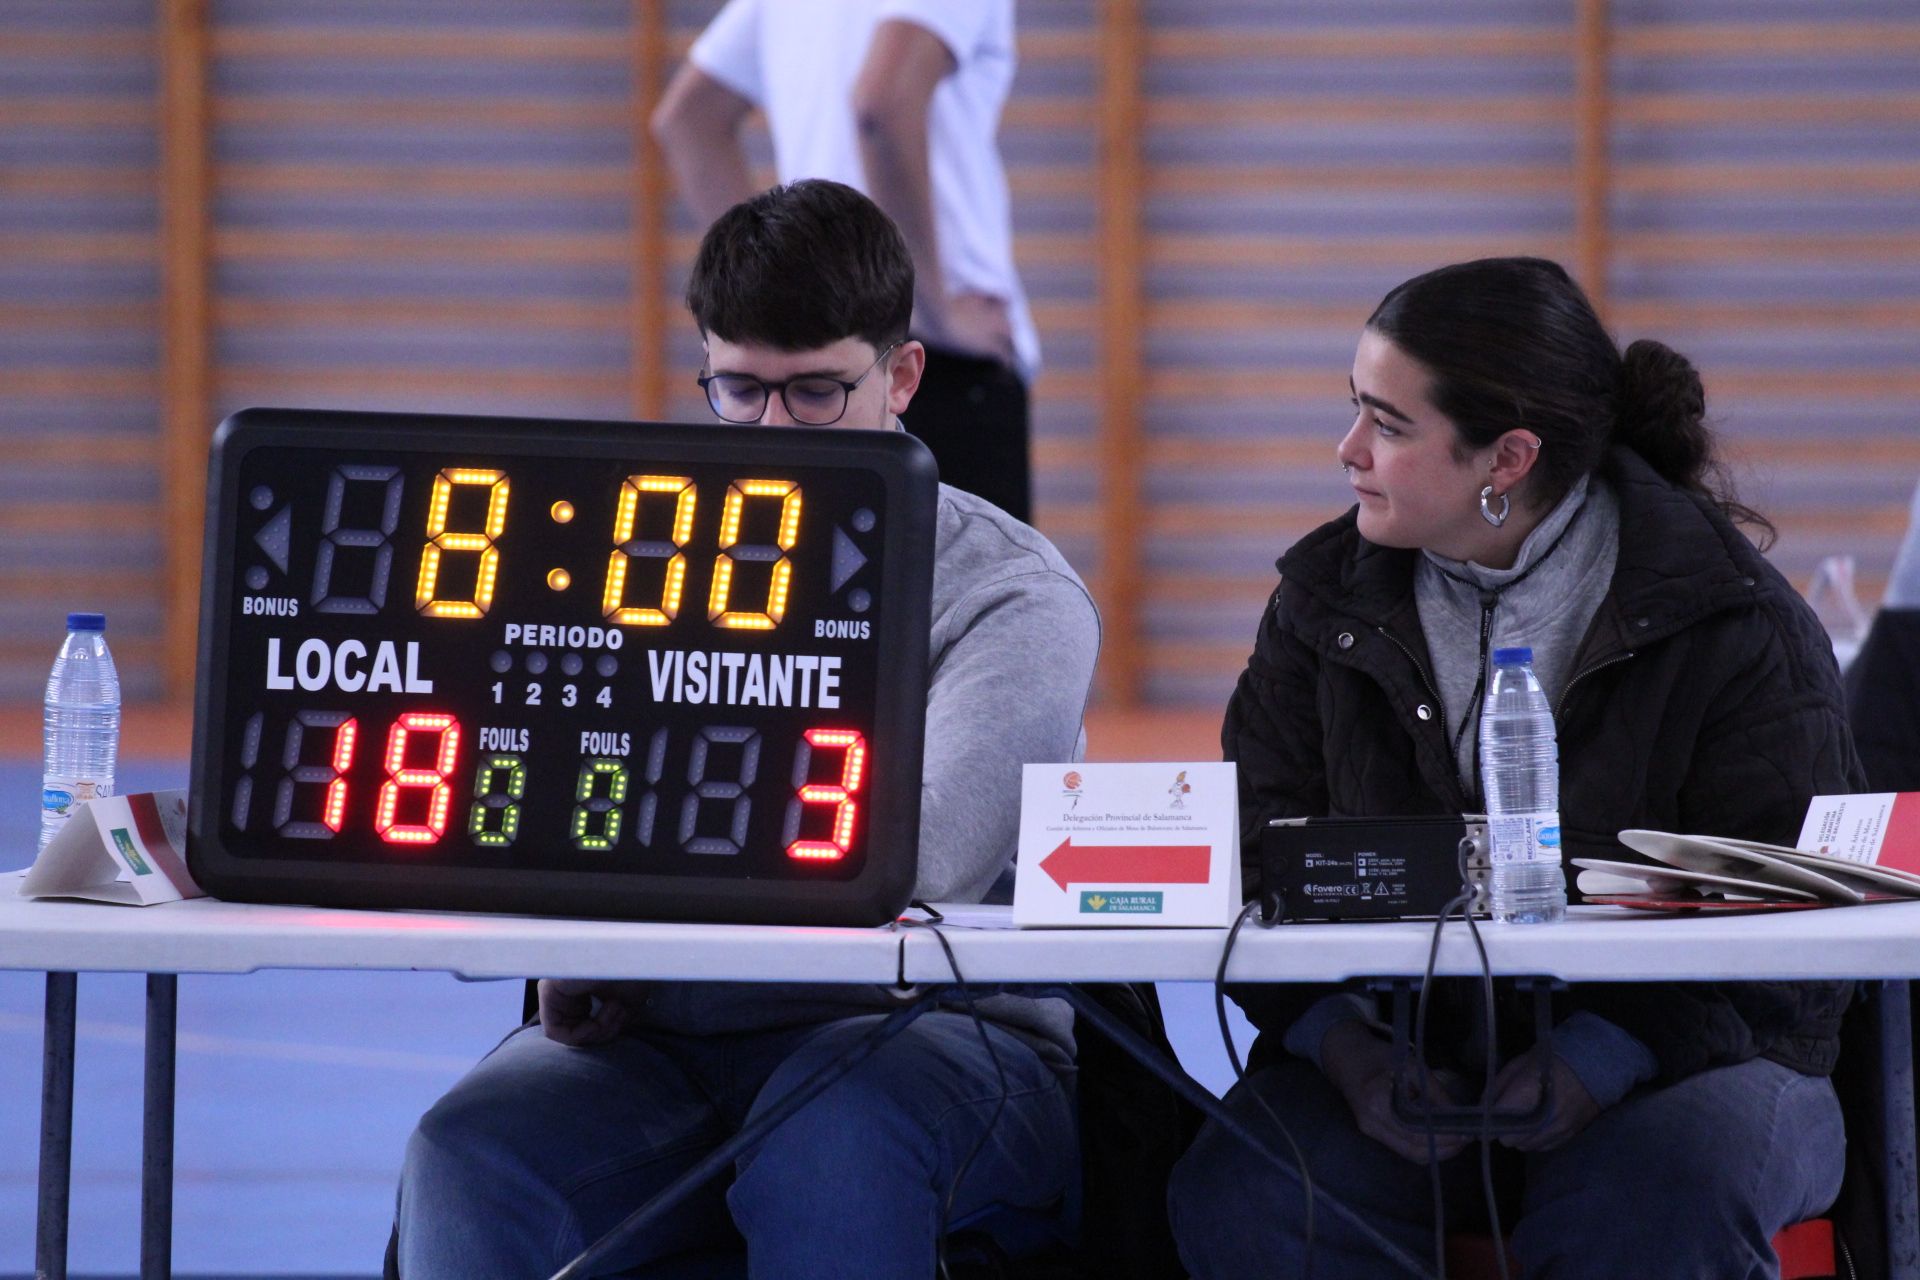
[
  {"x1": 1492, "y1": 646, "x2": 1532, "y2": 665},
  {"x1": 67, "y1": 612, "x2": 106, "y2": 632}
]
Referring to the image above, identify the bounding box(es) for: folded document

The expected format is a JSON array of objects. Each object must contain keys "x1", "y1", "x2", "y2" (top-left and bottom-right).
[{"x1": 1579, "y1": 792, "x2": 1920, "y2": 907}]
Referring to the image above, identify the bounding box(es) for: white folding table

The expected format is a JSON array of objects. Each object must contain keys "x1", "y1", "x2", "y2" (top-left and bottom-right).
[
  {"x1": 6, "y1": 876, "x2": 1917, "y2": 1280},
  {"x1": 898, "y1": 899, "x2": 1920, "y2": 983}
]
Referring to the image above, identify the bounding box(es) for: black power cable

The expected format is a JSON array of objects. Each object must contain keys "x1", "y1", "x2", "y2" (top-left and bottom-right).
[
  {"x1": 1214, "y1": 898, "x2": 1318, "y2": 1278},
  {"x1": 1410, "y1": 838, "x2": 1510, "y2": 1280},
  {"x1": 904, "y1": 901, "x2": 1453, "y2": 1280},
  {"x1": 1458, "y1": 874, "x2": 1510, "y2": 1280},
  {"x1": 898, "y1": 917, "x2": 1014, "y2": 1280},
  {"x1": 1416, "y1": 885, "x2": 1467, "y2": 1280},
  {"x1": 1194, "y1": 898, "x2": 1445, "y2": 1279}
]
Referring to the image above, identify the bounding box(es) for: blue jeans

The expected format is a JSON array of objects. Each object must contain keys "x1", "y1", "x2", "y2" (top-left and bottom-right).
[
  {"x1": 397, "y1": 1012, "x2": 1076, "y2": 1279},
  {"x1": 1169, "y1": 1056, "x2": 1844, "y2": 1280}
]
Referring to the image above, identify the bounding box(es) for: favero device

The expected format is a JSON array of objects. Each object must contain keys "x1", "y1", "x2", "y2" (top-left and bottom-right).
[
  {"x1": 187, "y1": 407, "x2": 937, "y2": 926},
  {"x1": 1258, "y1": 816, "x2": 1491, "y2": 922}
]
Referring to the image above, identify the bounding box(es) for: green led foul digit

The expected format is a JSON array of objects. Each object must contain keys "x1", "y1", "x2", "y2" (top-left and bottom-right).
[
  {"x1": 469, "y1": 753, "x2": 525, "y2": 847},
  {"x1": 570, "y1": 757, "x2": 629, "y2": 851}
]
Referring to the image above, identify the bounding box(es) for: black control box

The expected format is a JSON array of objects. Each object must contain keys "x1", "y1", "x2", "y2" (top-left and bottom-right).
[{"x1": 1259, "y1": 816, "x2": 1489, "y2": 922}]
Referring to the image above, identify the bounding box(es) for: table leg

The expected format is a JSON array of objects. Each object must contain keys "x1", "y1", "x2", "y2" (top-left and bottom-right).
[
  {"x1": 1879, "y1": 980, "x2": 1919, "y2": 1280},
  {"x1": 142, "y1": 974, "x2": 178, "y2": 1280},
  {"x1": 36, "y1": 971, "x2": 77, "y2": 1280},
  {"x1": 546, "y1": 991, "x2": 944, "y2": 1280}
]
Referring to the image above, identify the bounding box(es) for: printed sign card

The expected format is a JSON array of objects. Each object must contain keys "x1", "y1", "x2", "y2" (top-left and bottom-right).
[
  {"x1": 1796, "y1": 792, "x2": 1920, "y2": 874},
  {"x1": 20, "y1": 790, "x2": 203, "y2": 906},
  {"x1": 1013, "y1": 762, "x2": 1239, "y2": 927}
]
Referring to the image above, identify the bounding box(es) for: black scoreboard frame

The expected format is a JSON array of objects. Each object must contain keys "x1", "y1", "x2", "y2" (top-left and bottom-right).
[{"x1": 186, "y1": 406, "x2": 937, "y2": 927}]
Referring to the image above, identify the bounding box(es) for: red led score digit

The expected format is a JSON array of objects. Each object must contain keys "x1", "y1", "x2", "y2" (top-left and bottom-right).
[
  {"x1": 323, "y1": 717, "x2": 359, "y2": 833},
  {"x1": 259, "y1": 710, "x2": 360, "y2": 841},
  {"x1": 374, "y1": 712, "x2": 462, "y2": 845},
  {"x1": 785, "y1": 729, "x2": 867, "y2": 862}
]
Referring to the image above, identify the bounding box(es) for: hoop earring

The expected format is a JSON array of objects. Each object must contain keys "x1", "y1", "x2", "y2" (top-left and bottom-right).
[{"x1": 1480, "y1": 484, "x2": 1510, "y2": 528}]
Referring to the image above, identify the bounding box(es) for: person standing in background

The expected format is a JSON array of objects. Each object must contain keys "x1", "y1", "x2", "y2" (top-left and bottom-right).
[
  {"x1": 1846, "y1": 475, "x2": 1920, "y2": 789},
  {"x1": 651, "y1": 0, "x2": 1037, "y2": 522},
  {"x1": 1887, "y1": 477, "x2": 1920, "y2": 613}
]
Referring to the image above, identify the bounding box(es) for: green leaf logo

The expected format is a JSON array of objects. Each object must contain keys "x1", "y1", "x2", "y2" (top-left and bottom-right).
[{"x1": 111, "y1": 828, "x2": 152, "y2": 876}]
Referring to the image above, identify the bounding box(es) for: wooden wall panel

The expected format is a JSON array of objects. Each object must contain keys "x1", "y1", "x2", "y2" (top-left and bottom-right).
[
  {"x1": 1608, "y1": 0, "x2": 1920, "y2": 643},
  {"x1": 1129, "y1": 0, "x2": 1920, "y2": 705},
  {"x1": 161, "y1": 0, "x2": 212, "y2": 702},
  {"x1": 1, "y1": 1, "x2": 1917, "y2": 710},
  {"x1": 0, "y1": 0, "x2": 164, "y2": 699},
  {"x1": 205, "y1": 0, "x2": 638, "y2": 430},
  {"x1": 1132, "y1": 2, "x2": 1582, "y2": 702}
]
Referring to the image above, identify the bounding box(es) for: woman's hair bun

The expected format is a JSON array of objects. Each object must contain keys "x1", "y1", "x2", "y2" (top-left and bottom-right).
[
  {"x1": 1620, "y1": 339, "x2": 1704, "y2": 432},
  {"x1": 1617, "y1": 338, "x2": 1708, "y2": 486}
]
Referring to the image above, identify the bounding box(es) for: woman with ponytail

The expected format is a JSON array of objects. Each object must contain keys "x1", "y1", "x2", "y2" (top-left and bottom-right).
[{"x1": 1169, "y1": 258, "x2": 1860, "y2": 1278}]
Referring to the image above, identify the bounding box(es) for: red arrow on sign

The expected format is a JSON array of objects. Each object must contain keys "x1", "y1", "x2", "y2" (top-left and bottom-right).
[{"x1": 1039, "y1": 838, "x2": 1211, "y2": 891}]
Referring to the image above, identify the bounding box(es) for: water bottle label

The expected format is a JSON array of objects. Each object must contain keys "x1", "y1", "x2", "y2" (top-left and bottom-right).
[
  {"x1": 42, "y1": 777, "x2": 109, "y2": 819},
  {"x1": 1489, "y1": 810, "x2": 1562, "y2": 865}
]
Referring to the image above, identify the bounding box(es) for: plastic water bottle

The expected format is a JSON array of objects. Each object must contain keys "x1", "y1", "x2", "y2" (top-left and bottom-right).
[
  {"x1": 39, "y1": 612, "x2": 121, "y2": 852},
  {"x1": 1805, "y1": 554, "x2": 1871, "y2": 671},
  {"x1": 1479, "y1": 646, "x2": 1566, "y2": 924}
]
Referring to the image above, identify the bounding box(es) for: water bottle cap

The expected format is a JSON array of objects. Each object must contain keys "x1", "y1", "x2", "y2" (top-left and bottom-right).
[
  {"x1": 1492, "y1": 646, "x2": 1533, "y2": 665},
  {"x1": 66, "y1": 613, "x2": 106, "y2": 632}
]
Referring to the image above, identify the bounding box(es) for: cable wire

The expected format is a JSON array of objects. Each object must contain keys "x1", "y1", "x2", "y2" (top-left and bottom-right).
[
  {"x1": 1202, "y1": 895, "x2": 1442, "y2": 1279},
  {"x1": 1457, "y1": 864, "x2": 1510, "y2": 1280},
  {"x1": 1416, "y1": 887, "x2": 1471, "y2": 1280},
  {"x1": 899, "y1": 918, "x2": 1013, "y2": 1280},
  {"x1": 1411, "y1": 836, "x2": 1509, "y2": 1280},
  {"x1": 1216, "y1": 899, "x2": 1318, "y2": 1278}
]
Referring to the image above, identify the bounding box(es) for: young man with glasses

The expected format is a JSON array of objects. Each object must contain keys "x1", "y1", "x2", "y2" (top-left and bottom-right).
[{"x1": 393, "y1": 179, "x2": 1099, "y2": 1279}]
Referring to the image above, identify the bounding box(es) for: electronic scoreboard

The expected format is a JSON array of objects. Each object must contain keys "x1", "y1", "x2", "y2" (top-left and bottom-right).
[{"x1": 187, "y1": 407, "x2": 937, "y2": 926}]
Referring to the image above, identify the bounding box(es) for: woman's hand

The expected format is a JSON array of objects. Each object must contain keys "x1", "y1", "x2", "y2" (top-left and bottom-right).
[
  {"x1": 1320, "y1": 1020, "x2": 1472, "y2": 1164},
  {"x1": 1486, "y1": 1042, "x2": 1602, "y2": 1151}
]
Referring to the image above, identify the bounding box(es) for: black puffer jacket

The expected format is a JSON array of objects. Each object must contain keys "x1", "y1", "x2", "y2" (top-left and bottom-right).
[{"x1": 1226, "y1": 447, "x2": 1862, "y2": 1081}]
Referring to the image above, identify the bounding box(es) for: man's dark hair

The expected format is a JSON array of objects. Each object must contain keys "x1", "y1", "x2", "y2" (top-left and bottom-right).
[{"x1": 686, "y1": 179, "x2": 914, "y2": 352}]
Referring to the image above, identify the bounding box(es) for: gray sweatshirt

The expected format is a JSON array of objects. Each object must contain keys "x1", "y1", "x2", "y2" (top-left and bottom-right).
[
  {"x1": 1415, "y1": 474, "x2": 1620, "y2": 794},
  {"x1": 628, "y1": 484, "x2": 1101, "y2": 1067}
]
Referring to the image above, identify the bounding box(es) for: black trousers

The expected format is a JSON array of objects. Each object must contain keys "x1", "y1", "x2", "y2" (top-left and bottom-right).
[{"x1": 901, "y1": 342, "x2": 1032, "y2": 524}]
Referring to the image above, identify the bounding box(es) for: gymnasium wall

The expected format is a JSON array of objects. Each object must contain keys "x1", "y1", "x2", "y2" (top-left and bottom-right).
[{"x1": 1, "y1": 0, "x2": 1915, "y2": 705}]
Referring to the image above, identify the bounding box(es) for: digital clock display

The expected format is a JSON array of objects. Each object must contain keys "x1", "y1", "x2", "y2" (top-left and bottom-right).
[{"x1": 188, "y1": 408, "x2": 936, "y2": 926}]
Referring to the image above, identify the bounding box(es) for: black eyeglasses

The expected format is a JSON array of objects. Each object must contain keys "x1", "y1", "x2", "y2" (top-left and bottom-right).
[{"x1": 697, "y1": 343, "x2": 900, "y2": 426}]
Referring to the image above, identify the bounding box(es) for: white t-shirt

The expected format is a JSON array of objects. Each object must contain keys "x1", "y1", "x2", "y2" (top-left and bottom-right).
[{"x1": 690, "y1": 0, "x2": 1040, "y2": 377}]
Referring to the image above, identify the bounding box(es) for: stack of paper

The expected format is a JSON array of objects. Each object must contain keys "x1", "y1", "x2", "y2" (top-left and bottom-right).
[{"x1": 1579, "y1": 793, "x2": 1920, "y2": 910}]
